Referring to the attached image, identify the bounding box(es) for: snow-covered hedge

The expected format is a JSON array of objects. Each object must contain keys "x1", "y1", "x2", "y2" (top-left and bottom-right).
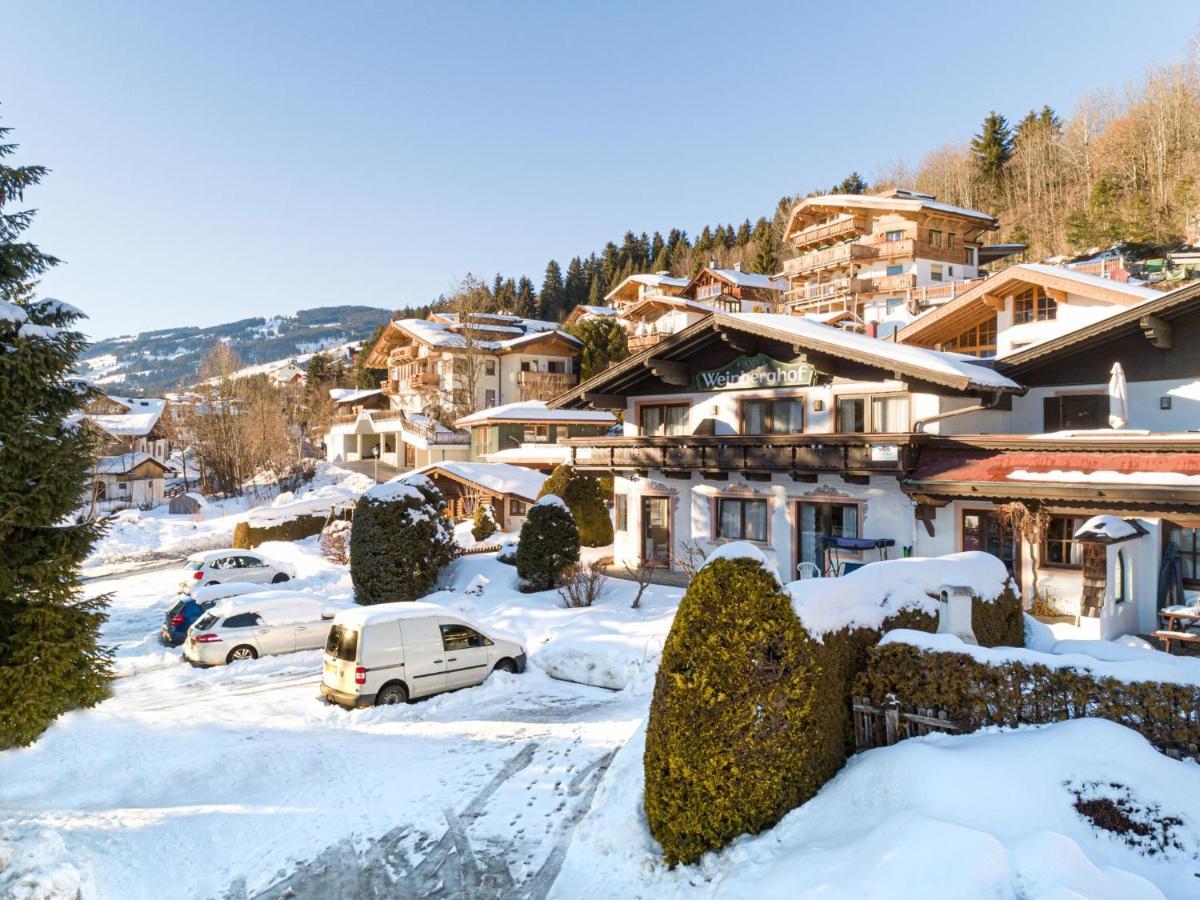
[{"x1": 858, "y1": 632, "x2": 1200, "y2": 760}]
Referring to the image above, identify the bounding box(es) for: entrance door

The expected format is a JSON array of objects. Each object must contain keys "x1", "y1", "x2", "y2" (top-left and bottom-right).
[
  {"x1": 403, "y1": 441, "x2": 416, "y2": 469},
  {"x1": 961, "y1": 509, "x2": 1020, "y2": 587},
  {"x1": 641, "y1": 497, "x2": 672, "y2": 567}
]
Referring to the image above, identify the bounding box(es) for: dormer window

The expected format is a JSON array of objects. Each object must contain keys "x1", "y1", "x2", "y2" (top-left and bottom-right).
[{"x1": 1013, "y1": 287, "x2": 1056, "y2": 323}]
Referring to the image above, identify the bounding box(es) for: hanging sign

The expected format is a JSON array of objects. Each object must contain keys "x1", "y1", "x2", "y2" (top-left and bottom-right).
[{"x1": 693, "y1": 353, "x2": 817, "y2": 392}]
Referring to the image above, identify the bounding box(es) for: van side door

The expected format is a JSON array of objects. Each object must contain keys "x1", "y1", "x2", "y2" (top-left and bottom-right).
[
  {"x1": 401, "y1": 617, "x2": 447, "y2": 698},
  {"x1": 438, "y1": 619, "x2": 492, "y2": 689}
]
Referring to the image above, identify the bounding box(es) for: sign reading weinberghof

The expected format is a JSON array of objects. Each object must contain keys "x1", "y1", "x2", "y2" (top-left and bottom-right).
[{"x1": 693, "y1": 353, "x2": 817, "y2": 392}]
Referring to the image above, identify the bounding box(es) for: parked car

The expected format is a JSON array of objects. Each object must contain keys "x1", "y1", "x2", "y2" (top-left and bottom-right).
[
  {"x1": 182, "y1": 591, "x2": 353, "y2": 666},
  {"x1": 179, "y1": 549, "x2": 296, "y2": 593},
  {"x1": 320, "y1": 602, "x2": 527, "y2": 708},
  {"x1": 160, "y1": 582, "x2": 270, "y2": 646}
]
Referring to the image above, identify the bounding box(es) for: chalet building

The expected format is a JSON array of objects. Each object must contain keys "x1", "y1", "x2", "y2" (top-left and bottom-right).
[
  {"x1": 779, "y1": 188, "x2": 1008, "y2": 323},
  {"x1": 90, "y1": 452, "x2": 170, "y2": 512},
  {"x1": 550, "y1": 288, "x2": 1200, "y2": 643},
  {"x1": 329, "y1": 387, "x2": 386, "y2": 416},
  {"x1": 602, "y1": 272, "x2": 689, "y2": 314},
  {"x1": 896, "y1": 263, "x2": 1162, "y2": 359},
  {"x1": 454, "y1": 400, "x2": 615, "y2": 471},
  {"x1": 325, "y1": 312, "x2": 581, "y2": 469},
  {"x1": 81, "y1": 395, "x2": 175, "y2": 514},
  {"x1": 562, "y1": 305, "x2": 620, "y2": 328},
  {"x1": 405, "y1": 461, "x2": 547, "y2": 532}
]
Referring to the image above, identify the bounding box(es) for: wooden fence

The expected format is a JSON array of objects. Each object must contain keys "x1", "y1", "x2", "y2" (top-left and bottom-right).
[
  {"x1": 852, "y1": 696, "x2": 961, "y2": 750},
  {"x1": 460, "y1": 544, "x2": 504, "y2": 556}
]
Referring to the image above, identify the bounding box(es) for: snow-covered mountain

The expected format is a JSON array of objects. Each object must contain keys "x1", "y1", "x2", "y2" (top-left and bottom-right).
[{"x1": 79, "y1": 305, "x2": 390, "y2": 393}]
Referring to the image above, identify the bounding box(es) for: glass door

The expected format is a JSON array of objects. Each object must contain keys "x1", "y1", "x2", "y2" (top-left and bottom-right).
[
  {"x1": 961, "y1": 509, "x2": 1020, "y2": 585},
  {"x1": 642, "y1": 497, "x2": 671, "y2": 567},
  {"x1": 796, "y1": 501, "x2": 859, "y2": 575}
]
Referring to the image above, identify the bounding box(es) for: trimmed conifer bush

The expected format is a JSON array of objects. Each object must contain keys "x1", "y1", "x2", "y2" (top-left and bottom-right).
[
  {"x1": 515, "y1": 494, "x2": 580, "y2": 591},
  {"x1": 644, "y1": 554, "x2": 832, "y2": 866},
  {"x1": 349, "y1": 475, "x2": 458, "y2": 604},
  {"x1": 538, "y1": 464, "x2": 613, "y2": 547},
  {"x1": 231, "y1": 513, "x2": 326, "y2": 549},
  {"x1": 471, "y1": 502, "x2": 497, "y2": 542}
]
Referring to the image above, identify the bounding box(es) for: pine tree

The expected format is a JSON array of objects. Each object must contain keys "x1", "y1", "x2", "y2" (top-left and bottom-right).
[
  {"x1": 832, "y1": 172, "x2": 868, "y2": 194},
  {"x1": 514, "y1": 276, "x2": 537, "y2": 319},
  {"x1": 563, "y1": 256, "x2": 589, "y2": 309},
  {"x1": 752, "y1": 226, "x2": 779, "y2": 275},
  {"x1": 0, "y1": 115, "x2": 112, "y2": 748},
  {"x1": 567, "y1": 316, "x2": 629, "y2": 381},
  {"x1": 970, "y1": 111, "x2": 1012, "y2": 185},
  {"x1": 538, "y1": 259, "x2": 564, "y2": 321}
]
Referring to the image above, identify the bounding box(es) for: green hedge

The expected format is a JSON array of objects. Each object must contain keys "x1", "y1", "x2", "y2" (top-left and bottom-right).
[
  {"x1": 515, "y1": 498, "x2": 579, "y2": 592},
  {"x1": 644, "y1": 558, "x2": 828, "y2": 866},
  {"x1": 856, "y1": 641, "x2": 1200, "y2": 756},
  {"x1": 232, "y1": 514, "x2": 327, "y2": 549},
  {"x1": 538, "y1": 464, "x2": 613, "y2": 547}
]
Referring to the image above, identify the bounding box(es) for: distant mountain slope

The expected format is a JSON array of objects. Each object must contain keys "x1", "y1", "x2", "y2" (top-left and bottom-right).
[{"x1": 80, "y1": 305, "x2": 391, "y2": 394}]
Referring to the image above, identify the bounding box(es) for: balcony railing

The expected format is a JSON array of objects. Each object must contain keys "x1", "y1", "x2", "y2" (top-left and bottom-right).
[
  {"x1": 910, "y1": 277, "x2": 985, "y2": 306},
  {"x1": 382, "y1": 362, "x2": 439, "y2": 394},
  {"x1": 562, "y1": 433, "x2": 919, "y2": 474},
  {"x1": 782, "y1": 242, "x2": 877, "y2": 276},
  {"x1": 516, "y1": 370, "x2": 577, "y2": 402},
  {"x1": 859, "y1": 273, "x2": 917, "y2": 294},
  {"x1": 789, "y1": 216, "x2": 865, "y2": 250},
  {"x1": 628, "y1": 332, "x2": 668, "y2": 353}
]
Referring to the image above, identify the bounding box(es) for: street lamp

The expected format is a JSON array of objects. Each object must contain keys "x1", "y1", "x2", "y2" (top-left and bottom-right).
[{"x1": 371, "y1": 443, "x2": 380, "y2": 483}]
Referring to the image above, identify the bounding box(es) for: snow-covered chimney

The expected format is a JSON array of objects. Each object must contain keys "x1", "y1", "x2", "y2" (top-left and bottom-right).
[{"x1": 709, "y1": 258, "x2": 717, "y2": 269}]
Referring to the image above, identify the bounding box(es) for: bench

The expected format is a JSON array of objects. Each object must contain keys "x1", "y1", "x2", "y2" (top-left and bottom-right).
[{"x1": 1152, "y1": 630, "x2": 1200, "y2": 654}]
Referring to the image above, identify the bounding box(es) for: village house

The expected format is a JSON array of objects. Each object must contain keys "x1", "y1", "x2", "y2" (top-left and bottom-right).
[
  {"x1": 81, "y1": 395, "x2": 174, "y2": 513},
  {"x1": 404, "y1": 460, "x2": 547, "y2": 532},
  {"x1": 324, "y1": 312, "x2": 582, "y2": 470},
  {"x1": 89, "y1": 452, "x2": 171, "y2": 513},
  {"x1": 550, "y1": 285, "x2": 1200, "y2": 644},
  {"x1": 601, "y1": 271, "x2": 690, "y2": 314},
  {"x1": 779, "y1": 188, "x2": 1012, "y2": 324},
  {"x1": 454, "y1": 400, "x2": 615, "y2": 471}
]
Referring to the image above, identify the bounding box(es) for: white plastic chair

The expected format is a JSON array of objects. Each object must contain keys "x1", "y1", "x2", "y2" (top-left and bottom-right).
[{"x1": 796, "y1": 561, "x2": 821, "y2": 580}]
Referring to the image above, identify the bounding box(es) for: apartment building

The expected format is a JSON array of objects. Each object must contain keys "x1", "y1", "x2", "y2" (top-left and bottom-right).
[{"x1": 779, "y1": 188, "x2": 1001, "y2": 323}]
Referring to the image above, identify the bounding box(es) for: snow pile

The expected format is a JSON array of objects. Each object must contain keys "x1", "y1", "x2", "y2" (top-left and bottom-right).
[
  {"x1": 362, "y1": 478, "x2": 426, "y2": 504},
  {"x1": 245, "y1": 491, "x2": 353, "y2": 525},
  {"x1": 405, "y1": 461, "x2": 547, "y2": 501},
  {"x1": 0, "y1": 826, "x2": 88, "y2": 900},
  {"x1": 1009, "y1": 468, "x2": 1200, "y2": 486},
  {"x1": 882, "y1": 629, "x2": 1200, "y2": 688},
  {"x1": 785, "y1": 551, "x2": 1012, "y2": 639},
  {"x1": 555, "y1": 718, "x2": 1199, "y2": 898},
  {"x1": 1074, "y1": 514, "x2": 1140, "y2": 540},
  {"x1": 700, "y1": 541, "x2": 781, "y2": 584},
  {"x1": 535, "y1": 493, "x2": 569, "y2": 510}
]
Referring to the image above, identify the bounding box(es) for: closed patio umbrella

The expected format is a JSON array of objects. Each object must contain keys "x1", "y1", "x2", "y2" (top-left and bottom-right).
[
  {"x1": 1108, "y1": 362, "x2": 1128, "y2": 429},
  {"x1": 1158, "y1": 541, "x2": 1186, "y2": 611}
]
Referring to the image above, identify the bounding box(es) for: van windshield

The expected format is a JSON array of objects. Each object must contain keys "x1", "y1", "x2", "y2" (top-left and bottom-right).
[{"x1": 325, "y1": 625, "x2": 358, "y2": 661}]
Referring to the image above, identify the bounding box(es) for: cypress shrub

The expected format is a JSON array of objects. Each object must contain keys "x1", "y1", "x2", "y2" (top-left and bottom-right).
[
  {"x1": 349, "y1": 476, "x2": 458, "y2": 604},
  {"x1": 538, "y1": 464, "x2": 613, "y2": 547},
  {"x1": 515, "y1": 495, "x2": 580, "y2": 591},
  {"x1": 231, "y1": 514, "x2": 326, "y2": 549},
  {"x1": 644, "y1": 556, "x2": 831, "y2": 866},
  {"x1": 471, "y1": 502, "x2": 497, "y2": 542}
]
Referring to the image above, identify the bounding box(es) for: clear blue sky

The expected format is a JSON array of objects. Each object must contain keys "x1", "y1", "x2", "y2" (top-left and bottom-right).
[{"x1": 7, "y1": 1, "x2": 1199, "y2": 339}]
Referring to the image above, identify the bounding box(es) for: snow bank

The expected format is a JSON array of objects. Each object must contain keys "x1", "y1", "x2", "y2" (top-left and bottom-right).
[
  {"x1": 881, "y1": 629, "x2": 1200, "y2": 688},
  {"x1": 785, "y1": 551, "x2": 1012, "y2": 639},
  {"x1": 701, "y1": 541, "x2": 781, "y2": 584},
  {"x1": 556, "y1": 718, "x2": 1197, "y2": 899},
  {"x1": 0, "y1": 826, "x2": 88, "y2": 900}
]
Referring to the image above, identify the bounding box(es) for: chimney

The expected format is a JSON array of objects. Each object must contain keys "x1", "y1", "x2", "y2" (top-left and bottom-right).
[
  {"x1": 733, "y1": 261, "x2": 743, "y2": 272},
  {"x1": 709, "y1": 258, "x2": 717, "y2": 270},
  {"x1": 865, "y1": 322, "x2": 878, "y2": 338}
]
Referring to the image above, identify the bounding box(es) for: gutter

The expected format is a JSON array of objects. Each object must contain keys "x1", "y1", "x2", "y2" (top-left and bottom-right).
[{"x1": 913, "y1": 392, "x2": 1003, "y2": 434}]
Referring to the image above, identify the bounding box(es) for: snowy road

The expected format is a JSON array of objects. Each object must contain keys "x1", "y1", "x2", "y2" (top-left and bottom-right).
[{"x1": 0, "y1": 554, "x2": 662, "y2": 899}]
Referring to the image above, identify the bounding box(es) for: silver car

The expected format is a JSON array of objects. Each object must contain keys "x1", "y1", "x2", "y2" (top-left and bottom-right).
[
  {"x1": 183, "y1": 591, "x2": 353, "y2": 666},
  {"x1": 180, "y1": 549, "x2": 296, "y2": 593}
]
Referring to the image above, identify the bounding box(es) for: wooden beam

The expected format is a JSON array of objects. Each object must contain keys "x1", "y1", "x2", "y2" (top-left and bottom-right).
[
  {"x1": 1045, "y1": 287, "x2": 1068, "y2": 303},
  {"x1": 646, "y1": 357, "x2": 689, "y2": 386},
  {"x1": 982, "y1": 294, "x2": 1005, "y2": 311},
  {"x1": 1140, "y1": 314, "x2": 1173, "y2": 350},
  {"x1": 718, "y1": 332, "x2": 756, "y2": 354},
  {"x1": 582, "y1": 392, "x2": 626, "y2": 410}
]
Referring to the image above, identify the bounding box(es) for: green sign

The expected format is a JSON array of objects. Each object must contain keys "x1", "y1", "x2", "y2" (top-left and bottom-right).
[{"x1": 693, "y1": 353, "x2": 817, "y2": 392}]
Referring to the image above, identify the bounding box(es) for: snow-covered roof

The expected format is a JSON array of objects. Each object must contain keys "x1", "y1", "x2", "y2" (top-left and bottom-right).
[
  {"x1": 328, "y1": 387, "x2": 382, "y2": 405},
  {"x1": 332, "y1": 600, "x2": 463, "y2": 629},
  {"x1": 1014, "y1": 264, "x2": 1160, "y2": 300},
  {"x1": 603, "y1": 273, "x2": 690, "y2": 302},
  {"x1": 106, "y1": 395, "x2": 167, "y2": 416},
  {"x1": 410, "y1": 461, "x2": 547, "y2": 501},
  {"x1": 576, "y1": 305, "x2": 617, "y2": 316},
  {"x1": 725, "y1": 313, "x2": 1020, "y2": 392},
  {"x1": 392, "y1": 318, "x2": 581, "y2": 352},
  {"x1": 454, "y1": 400, "x2": 615, "y2": 427},
  {"x1": 484, "y1": 445, "x2": 572, "y2": 466},
  {"x1": 94, "y1": 452, "x2": 167, "y2": 474},
  {"x1": 87, "y1": 412, "x2": 163, "y2": 437},
  {"x1": 707, "y1": 269, "x2": 787, "y2": 291}
]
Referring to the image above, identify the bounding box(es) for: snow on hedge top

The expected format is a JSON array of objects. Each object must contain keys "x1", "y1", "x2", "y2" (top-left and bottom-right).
[
  {"x1": 1073, "y1": 514, "x2": 1139, "y2": 540},
  {"x1": 365, "y1": 477, "x2": 430, "y2": 504},
  {"x1": 535, "y1": 493, "x2": 569, "y2": 511},
  {"x1": 785, "y1": 551, "x2": 1012, "y2": 639},
  {"x1": 701, "y1": 541, "x2": 781, "y2": 584},
  {"x1": 882, "y1": 629, "x2": 1200, "y2": 688}
]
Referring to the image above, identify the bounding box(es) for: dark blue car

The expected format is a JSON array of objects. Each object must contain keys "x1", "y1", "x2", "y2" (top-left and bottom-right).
[{"x1": 160, "y1": 584, "x2": 263, "y2": 645}]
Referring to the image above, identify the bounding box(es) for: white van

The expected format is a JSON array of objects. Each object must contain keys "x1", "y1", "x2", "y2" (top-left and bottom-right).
[
  {"x1": 320, "y1": 602, "x2": 527, "y2": 708},
  {"x1": 183, "y1": 591, "x2": 354, "y2": 666}
]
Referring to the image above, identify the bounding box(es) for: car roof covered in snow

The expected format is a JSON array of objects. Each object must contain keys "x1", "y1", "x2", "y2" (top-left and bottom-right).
[
  {"x1": 331, "y1": 601, "x2": 459, "y2": 629},
  {"x1": 208, "y1": 592, "x2": 352, "y2": 618}
]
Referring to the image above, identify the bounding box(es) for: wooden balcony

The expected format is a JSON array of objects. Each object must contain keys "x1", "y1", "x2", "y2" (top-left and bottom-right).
[
  {"x1": 782, "y1": 242, "x2": 877, "y2": 276},
  {"x1": 910, "y1": 277, "x2": 985, "y2": 306},
  {"x1": 860, "y1": 273, "x2": 917, "y2": 294},
  {"x1": 789, "y1": 216, "x2": 866, "y2": 250},
  {"x1": 384, "y1": 361, "x2": 439, "y2": 394},
  {"x1": 562, "y1": 433, "x2": 920, "y2": 475},
  {"x1": 628, "y1": 332, "x2": 668, "y2": 353},
  {"x1": 516, "y1": 370, "x2": 577, "y2": 402},
  {"x1": 865, "y1": 238, "x2": 969, "y2": 266}
]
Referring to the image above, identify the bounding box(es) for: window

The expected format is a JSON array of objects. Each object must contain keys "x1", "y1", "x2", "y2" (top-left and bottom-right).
[
  {"x1": 1013, "y1": 287, "x2": 1056, "y2": 324},
  {"x1": 716, "y1": 498, "x2": 769, "y2": 542},
  {"x1": 1043, "y1": 516, "x2": 1085, "y2": 568},
  {"x1": 485, "y1": 359, "x2": 496, "y2": 376},
  {"x1": 239, "y1": 556, "x2": 263, "y2": 568},
  {"x1": 741, "y1": 398, "x2": 804, "y2": 435},
  {"x1": 116, "y1": 481, "x2": 129, "y2": 493},
  {"x1": 1166, "y1": 523, "x2": 1200, "y2": 586},
  {"x1": 885, "y1": 229, "x2": 904, "y2": 242},
  {"x1": 325, "y1": 625, "x2": 359, "y2": 661},
  {"x1": 222, "y1": 613, "x2": 262, "y2": 629},
  {"x1": 547, "y1": 360, "x2": 566, "y2": 374},
  {"x1": 930, "y1": 264, "x2": 944, "y2": 282},
  {"x1": 947, "y1": 233, "x2": 957, "y2": 249},
  {"x1": 836, "y1": 397, "x2": 866, "y2": 433},
  {"x1": 941, "y1": 317, "x2": 997, "y2": 358},
  {"x1": 1043, "y1": 394, "x2": 1106, "y2": 432},
  {"x1": 640, "y1": 403, "x2": 689, "y2": 436},
  {"x1": 509, "y1": 498, "x2": 528, "y2": 516},
  {"x1": 523, "y1": 424, "x2": 550, "y2": 443},
  {"x1": 440, "y1": 623, "x2": 488, "y2": 651},
  {"x1": 870, "y1": 396, "x2": 910, "y2": 432},
  {"x1": 886, "y1": 264, "x2": 904, "y2": 277},
  {"x1": 1114, "y1": 550, "x2": 1128, "y2": 603},
  {"x1": 947, "y1": 266, "x2": 954, "y2": 278},
  {"x1": 615, "y1": 494, "x2": 628, "y2": 532},
  {"x1": 928, "y1": 229, "x2": 943, "y2": 248},
  {"x1": 797, "y1": 501, "x2": 859, "y2": 568},
  {"x1": 484, "y1": 389, "x2": 497, "y2": 407},
  {"x1": 886, "y1": 298, "x2": 905, "y2": 315},
  {"x1": 962, "y1": 510, "x2": 1019, "y2": 582},
  {"x1": 520, "y1": 360, "x2": 537, "y2": 372}
]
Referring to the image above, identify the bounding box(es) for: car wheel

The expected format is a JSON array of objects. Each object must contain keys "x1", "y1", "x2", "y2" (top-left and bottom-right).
[
  {"x1": 494, "y1": 658, "x2": 517, "y2": 675},
  {"x1": 271, "y1": 573, "x2": 290, "y2": 584},
  {"x1": 376, "y1": 682, "x2": 408, "y2": 706},
  {"x1": 227, "y1": 645, "x2": 258, "y2": 664}
]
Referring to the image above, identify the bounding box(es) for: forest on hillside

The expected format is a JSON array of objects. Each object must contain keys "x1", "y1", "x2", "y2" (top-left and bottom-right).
[{"x1": 463, "y1": 42, "x2": 1199, "y2": 324}]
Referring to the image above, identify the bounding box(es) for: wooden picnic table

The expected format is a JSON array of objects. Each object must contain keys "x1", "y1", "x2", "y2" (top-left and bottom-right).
[{"x1": 1154, "y1": 607, "x2": 1200, "y2": 653}]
